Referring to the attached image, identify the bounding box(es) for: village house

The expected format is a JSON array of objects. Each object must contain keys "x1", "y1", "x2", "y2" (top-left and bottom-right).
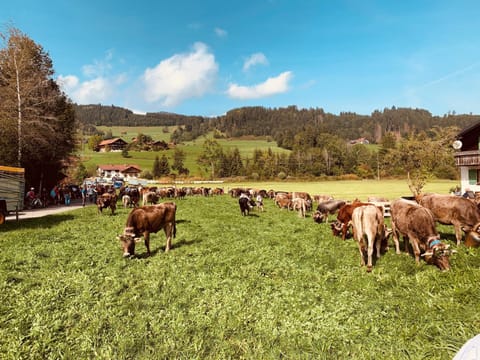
[
  {"x1": 96, "y1": 164, "x2": 142, "y2": 180},
  {"x1": 454, "y1": 122, "x2": 480, "y2": 194},
  {"x1": 96, "y1": 138, "x2": 128, "y2": 152}
]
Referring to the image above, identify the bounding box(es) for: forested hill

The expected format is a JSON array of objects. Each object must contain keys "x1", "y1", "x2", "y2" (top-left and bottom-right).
[
  {"x1": 74, "y1": 104, "x2": 480, "y2": 144},
  {"x1": 74, "y1": 104, "x2": 207, "y2": 127}
]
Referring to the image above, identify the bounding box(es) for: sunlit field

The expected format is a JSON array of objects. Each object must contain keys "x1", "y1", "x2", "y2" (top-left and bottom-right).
[
  {"x1": 0, "y1": 186, "x2": 479, "y2": 359},
  {"x1": 81, "y1": 129, "x2": 289, "y2": 177}
]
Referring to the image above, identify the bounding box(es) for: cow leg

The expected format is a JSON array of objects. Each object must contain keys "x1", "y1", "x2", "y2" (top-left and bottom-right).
[
  {"x1": 358, "y1": 238, "x2": 367, "y2": 267},
  {"x1": 366, "y1": 234, "x2": 374, "y2": 272},
  {"x1": 164, "y1": 224, "x2": 172, "y2": 252},
  {"x1": 454, "y1": 224, "x2": 462, "y2": 246},
  {"x1": 391, "y1": 221, "x2": 402, "y2": 254},
  {"x1": 409, "y1": 237, "x2": 421, "y2": 264},
  {"x1": 342, "y1": 223, "x2": 348, "y2": 240},
  {"x1": 144, "y1": 232, "x2": 151, "y2": 256}
]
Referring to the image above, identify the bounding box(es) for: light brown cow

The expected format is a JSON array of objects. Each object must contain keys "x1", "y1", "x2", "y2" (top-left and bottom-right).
[
  {"x1": 117, "y1": 202, "x2": 177, "y2": 257},
  {"x1": 351, "y1": 205, "x2": 391, "y2": 272},
  {"x1": 275, "y1": 193, "x2": 292, "y2": 209},
  {"x1": 331, "y1": 201, "x2": 371, "y2": 240},
  {"x1": 417, "y1": 193, "x2": 480, "y2": 247},
  {"x1": 390, "y1": 198, "x2": 453, "y2": 270},
  {"x1": 291, "y1": 198, "x2": 307, "y2": 218}
]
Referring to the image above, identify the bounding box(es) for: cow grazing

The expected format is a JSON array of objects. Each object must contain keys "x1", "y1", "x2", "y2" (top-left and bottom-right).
[
  {"x1": 239, "y1": 195, "x2": 255, "y2": 216},
  {"x1": 117, "y1": 202, "x2": 177, "y2": 257},
  {"x1": 351, "y1": 205, "x2": 391, "y2": 272},
  {"x1": 313, "y1": 194, "x2": 334, "y2": 204},
  {"x1": 97, "y1": 193, "x2": 117, "y2": 215},
  {"x1": 390, "y1": 198, "x2": 453, "y2": 270},
  {"x1": 291, "y1": 197, "x2": 307, "y2": 218},
  {"x1": 314, "y1": 199, "x2": 346, "y2": 223},
  {"x1": 331, "y1": 201, "x2": 371, "y2": 240},
  {"x1": 274, "y1": 193, "x2": 292, "y2": 210},
  {"x1": 143, "y1": 191, "x2": 159, "y2": 206},
  {"x1": 122, "y1": 194, "x2": 131, "y2": 208},
  {"x1": 417, "y1": 193, "x2": 480, "y2": 247}
]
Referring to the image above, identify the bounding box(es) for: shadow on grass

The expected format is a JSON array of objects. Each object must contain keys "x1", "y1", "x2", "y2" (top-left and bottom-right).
[
  {"x1": 2, "y1": 214, "x2": 76, "y2": 230},
  {"x1": 133, "y1": 238, "x2": 202, "y2": 259}
]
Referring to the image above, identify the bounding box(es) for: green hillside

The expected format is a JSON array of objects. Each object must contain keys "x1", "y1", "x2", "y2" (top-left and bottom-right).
[{"x1": 80, "y1": 127, "x2": 290, "y2": 177}]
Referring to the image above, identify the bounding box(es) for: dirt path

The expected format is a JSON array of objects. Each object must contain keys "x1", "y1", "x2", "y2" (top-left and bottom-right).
[{"x1": 5, "y1": 199, "x2": 90, "y2": 221}]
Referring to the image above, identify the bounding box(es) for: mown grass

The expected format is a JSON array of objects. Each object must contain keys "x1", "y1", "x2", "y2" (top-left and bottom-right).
[
  {"x1": 80, "y1": 128, "x2": 289, "y2": 177},
  {"x1": 1, "y1": 195, "x2": 479, "y2": 359}
]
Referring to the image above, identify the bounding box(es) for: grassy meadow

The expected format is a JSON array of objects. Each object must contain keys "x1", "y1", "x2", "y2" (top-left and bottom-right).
[
  {"x1": 82, "y1": 127, "x2": 289, "y2": 177},
  {"x1": 1, "y1": 185, "x2": 479, "y2": 359}
]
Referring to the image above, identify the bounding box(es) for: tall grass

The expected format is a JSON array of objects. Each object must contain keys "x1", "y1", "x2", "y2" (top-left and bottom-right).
[{"x1": 0, "y1": 195, "x2": 479, "y2": 359}]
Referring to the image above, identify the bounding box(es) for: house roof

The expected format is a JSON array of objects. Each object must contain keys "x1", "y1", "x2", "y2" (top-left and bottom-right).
[
  {"x1": 98, "y1": 138, "x2": 128, "y2": 146},
  {"x1": 98, "y1": 164, "x2": 141, "y2": 172},
  {"x1": 457, "y1": 121, "x2": 480, "y2": 138}
]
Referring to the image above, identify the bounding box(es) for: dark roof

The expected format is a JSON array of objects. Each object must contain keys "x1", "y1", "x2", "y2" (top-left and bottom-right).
[
  {"x1": 457, "y1": 121, "x2": 480, "y2": 138},
  {"x1": 98, "y1": 164, "x2": 141, "y2": 172}
]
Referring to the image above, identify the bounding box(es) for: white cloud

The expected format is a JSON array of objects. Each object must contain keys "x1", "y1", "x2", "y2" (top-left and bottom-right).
[
  {"x1": 226, "y1": 71, "x2": 292, "y2": 99},
  {"x1": 243, "y1": 53, "x2": 269, "y2": 71},
  {"x1": 57, "y1": 75, "x2": 79, "y2": 91},
  {"x1": 82, "y1": 50, "x2": 114, "y2": 77},
  {"x1": 214, "y1": 27, "x2": 228, "y2": 38},
  {"x1": 142, "y1": 42, "x2": 218, "y2": 107},
  {"x1": 72, "y1": 77, "x2": 113, "y2": 103},
  {"x1": 56, "y1": 50, "x2": 123, "y2": 104}
]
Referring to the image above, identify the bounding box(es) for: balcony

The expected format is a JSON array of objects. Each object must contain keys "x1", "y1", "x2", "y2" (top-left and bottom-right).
[{"x1": 454, "y1": 150, "x2": 480, "y2": 166}]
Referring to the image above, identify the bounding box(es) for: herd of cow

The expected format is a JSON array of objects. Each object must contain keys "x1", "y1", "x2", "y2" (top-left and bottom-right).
[
  {"x1": 96, "y1": 184, "x2": 479, "y2": 272},
  {"x1": 231, "y1": 188, "x2": 480, "y2": 272}
]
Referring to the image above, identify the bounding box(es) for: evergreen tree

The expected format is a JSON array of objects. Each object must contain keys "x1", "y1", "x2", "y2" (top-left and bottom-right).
[
  {"x1": 152, "y1": 155, "x2": 170, "y2": 178},
  {"x1": 172, "y1": 148, "x2": 186, "y2": 173},
  {"x1": 159, "y1": 154, "x2": 170, "y2": 176}
]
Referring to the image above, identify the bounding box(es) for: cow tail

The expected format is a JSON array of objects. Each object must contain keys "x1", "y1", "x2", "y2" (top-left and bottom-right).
[{"x1": 173, "y1": 221, "x2": 177, "y2": 238}]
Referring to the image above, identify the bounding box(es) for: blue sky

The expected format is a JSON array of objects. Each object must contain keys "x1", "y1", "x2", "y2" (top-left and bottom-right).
[{"x1": 2, "y1": 0, "x2": 480, "y2": 117}]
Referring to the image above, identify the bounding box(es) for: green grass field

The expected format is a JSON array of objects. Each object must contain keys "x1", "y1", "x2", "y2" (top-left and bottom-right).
[
  {"x1": 1, "y1": 185, "x2": 479, "y2": 359},
  {"x1": 81, "y1": 127, "x2": 289, "y2": 177}
]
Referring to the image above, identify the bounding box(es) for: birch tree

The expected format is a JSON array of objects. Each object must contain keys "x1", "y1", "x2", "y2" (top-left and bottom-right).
[{"x1": 0, "y1": 27, "x2": 75, "y2": 188}]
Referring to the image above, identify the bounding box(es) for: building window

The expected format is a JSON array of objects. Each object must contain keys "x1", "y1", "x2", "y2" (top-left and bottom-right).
[{"x1": 468, "y1": 169, "x2": 480, "y2": 185}]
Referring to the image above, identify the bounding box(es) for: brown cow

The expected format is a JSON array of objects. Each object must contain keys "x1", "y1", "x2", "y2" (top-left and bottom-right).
[
  {"x1": 117, "y1": 202, "x2": 177, "y2": 257},
  {"x1": 274, "y1": 193, "x2": 292, "y2": 210},
  {"x1": 351, "y1": 205, "x2": 391, "y2": 272},
  {"x1": 390, "y1": 198, "x2": 453, "y2": 270},
  {"x1": 97, "y1": 192, "x2": 117, "y2": 215},
  {"x1": 417, "y1": 193, "x2": 480, "y2": 247},
  {"x1": 331, "y1": 201, "x2": 371, "y2": 240}
]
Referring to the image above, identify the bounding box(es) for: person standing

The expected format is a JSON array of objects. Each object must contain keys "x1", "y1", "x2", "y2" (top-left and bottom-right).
[{"x1": 81, "y1": 184, "x2": 87, "y2": 207}]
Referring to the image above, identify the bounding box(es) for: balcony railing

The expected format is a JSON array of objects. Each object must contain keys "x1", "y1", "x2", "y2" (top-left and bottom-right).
[{"x1": 454, "y1": 150, "x2": 480, "y2": 166}]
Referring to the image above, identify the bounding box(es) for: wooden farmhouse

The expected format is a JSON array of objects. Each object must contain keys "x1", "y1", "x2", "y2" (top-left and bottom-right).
[
  {"x1": 96, "y1": 138, "x2": 128, "y2": 152},
  {"x1": 454, "y1": 122, "x2": 480, "y2": 193},
  {"x1": 96, "y1": 164, "x2": 142, "y2": 181}
]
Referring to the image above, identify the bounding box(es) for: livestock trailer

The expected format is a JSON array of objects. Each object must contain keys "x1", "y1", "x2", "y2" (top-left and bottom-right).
[{"x1": 0, "y1": 165, "x2": 25, "y2": 224}]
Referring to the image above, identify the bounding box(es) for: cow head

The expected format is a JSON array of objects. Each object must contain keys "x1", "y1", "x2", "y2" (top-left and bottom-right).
[
  {"x1": 330, "y1": 220, "x2": 343, "y2": 237},
  {"x1": 462, "y1": 223, "x2": 480, "y2": 247},
  {"x1": 313, "y1": 211, "x2": 325, "y2": 223},
  {"x1": 117, "y1": 228, "x2": 140, "y2": 257},
  {"x1": 422, "y1": 237, "x2": 455, "y2": 271},
  {"x1": 380, "y1": 226, "x2": 393, "y2": 253}
]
